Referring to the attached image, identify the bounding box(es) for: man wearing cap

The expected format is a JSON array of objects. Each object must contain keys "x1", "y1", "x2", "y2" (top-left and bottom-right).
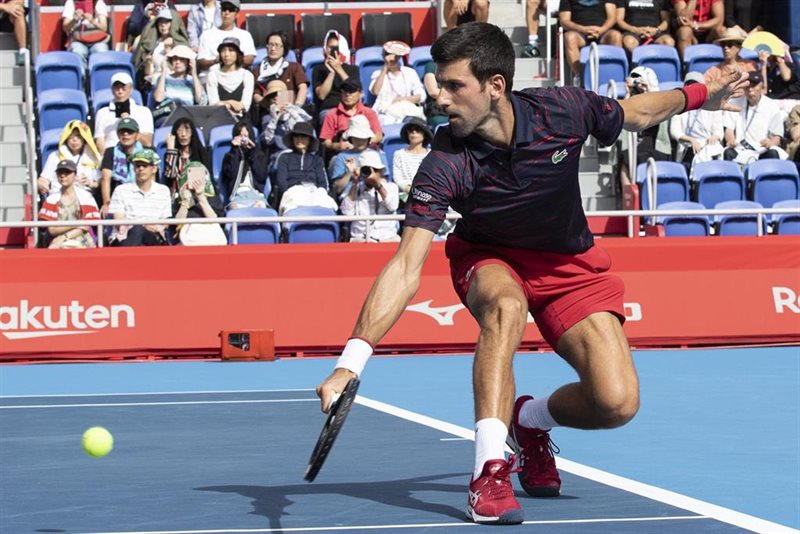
[
  {"x1": 339, "y1": 150, "x2": 400, "y2": 242},
  {"x1": 38, "y1": 159, "x2": 101, "y2": 249},
  {"x1": 320, "y1": 78, "x2": 383, "y2": 158},
  {"x1": 703, "y1": 27, "x2": 756, "y2": 83},
  {"x1": 327, "y1": 115, "x2": 388, "y2": 200},
  {"x1": 108, "y1": 148, "x2": 172, "y2": 246},
  {"x1": 723, "y1": 71, "x2": 788, "y2": 163},
  {"x1": 672, "y1": 0, "x2": 724, "y2": 58},
  {"x1": 670, "y1": 71, "x2": 724, "y2": 166},
  {"x1": 100, "y1": 117, "x2": 144, "y2": 216},
  {"x1": 196, "y1": 0, "x2": 255, "y2": 77},
  {"x1": 93, "y1": 72, "x2": 155, "y2": 154}
]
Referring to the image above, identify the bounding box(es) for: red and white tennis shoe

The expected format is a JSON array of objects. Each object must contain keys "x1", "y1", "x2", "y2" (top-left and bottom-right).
[
  {"x1": 466, "y1": 455, "x2": 524, "y2": 525},
  {"x1": 507, "y1": 395, "x2": 562, "y2": 497}
]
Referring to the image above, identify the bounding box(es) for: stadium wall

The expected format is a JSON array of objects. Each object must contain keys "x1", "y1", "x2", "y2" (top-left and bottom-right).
[{"x1": 1, "y1": 237, "x2": 798, "y2": 361}]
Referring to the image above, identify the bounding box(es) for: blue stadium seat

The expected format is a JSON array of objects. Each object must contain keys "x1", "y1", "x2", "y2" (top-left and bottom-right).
[
  {"x1": 283, "y1": 206, "x2": 340, "y2": 243},
  {"x1": 656, "y1": 201, "x2": 710, "y2": 236},
  {"x1": 693, "y1": 160, "x2": 745, "y2": 208},
  {"x1": 382, "y1": 134, "x2": 406, "y2": 177},
  {"x1": 355, "y1": 45, "x2": 385, "y2": 106},
  {"x1": 226, "y1": 207, "x2": 281, "y2": 244},
  {"x1": 37, "y1": 89, "x2": 88, "y2": 134},
  {"x1": 747, "y1": 159, "x2": 800, "y2": 208},
  {"x1": 772, "y1": 199, "x2": 800, "y2": 235},
  {"x1": 88, "y1": 51, "x2": 135, "y2": 96},
  {"x1": 636, "y1": 161, "x2": 690, "y2": 211},
  {"x1": 658, "y1": 81, "x2": 685, "y2": 91},
  {"x1": 409, "y1": 45, "x2": 432, "y2": 80},
  {"x1": 714, "y1": 200, "x2": 765, "y2": 236},
  {"x1": 302, "y1": 46, "x2": 325, "y2": 104},
  {"x1": 632, "y1": 44, "x2": 681, "y2": 84},
  {"x1": 739, "y1": 48, "x2": 758, "y2": 62},
  {"x1": 39, "y1": 128, "x2": 63, "y2": 165},
  {"x1": 92, "y1": 88, "x2": 143, "y2": 115},
  {"x1": 579, "y1": 45, "x2": 628, "y2": 93},
  {"x1": 35, "y1": 51, "x2": 83, "y2": 96},
  {"x1": 209, "y1": 125, "x2": 234, "y2": 189},
  {"x1": 683, "y1": 44, "x2": 724, "y2": 74}
]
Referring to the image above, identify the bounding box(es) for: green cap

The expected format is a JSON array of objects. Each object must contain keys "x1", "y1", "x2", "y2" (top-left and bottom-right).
[
  {"x1": 128, "y1": 148, "x2": 161, "y2": 165},
  {"x1": 117, "y1": 117, "x2": 140, "y2": 133}
]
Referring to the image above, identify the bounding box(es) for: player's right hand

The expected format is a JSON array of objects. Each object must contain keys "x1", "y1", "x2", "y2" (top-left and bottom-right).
[{"x1": 316, "y1": 367, "x2": 357, "y2": 413}]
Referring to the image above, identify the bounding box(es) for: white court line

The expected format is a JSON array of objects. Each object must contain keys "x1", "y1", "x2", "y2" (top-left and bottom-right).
[
  {"x1": 77, "y1": 515, "x2": 708, "y2": 534},
  {"x1": 0, "y1": 389, "x2": 315, "y2": 399},
  {"x1": 356, "y1": 396, "x2": 800, "y2": 534},
  {"x1": 0, "y1": 399, "x2": 317, "y2": 409}
]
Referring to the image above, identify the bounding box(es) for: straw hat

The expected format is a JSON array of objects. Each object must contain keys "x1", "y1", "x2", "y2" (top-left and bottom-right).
[{"x1": 714, "y1": 28, "x2": 745, "y2": 45}]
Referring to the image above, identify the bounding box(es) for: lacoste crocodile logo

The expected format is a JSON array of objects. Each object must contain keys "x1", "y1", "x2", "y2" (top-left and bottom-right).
[{"x1": 551, "y1": 149, "x2": 568, "y2": 164}]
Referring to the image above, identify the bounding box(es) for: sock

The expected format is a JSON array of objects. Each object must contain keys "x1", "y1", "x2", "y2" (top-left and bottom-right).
[
  {"x1": 518, "y1": 395, "x2": 558, "y2": 431},
  {"x1": 18, "y1": 48, "x2": 26, "y2": 54},
  {"x1": 474, "y1": 418, "x2": 508, "y2": 480},
  {"x1": 528, "y1": 35, "x2": 538, "y2": 46}
]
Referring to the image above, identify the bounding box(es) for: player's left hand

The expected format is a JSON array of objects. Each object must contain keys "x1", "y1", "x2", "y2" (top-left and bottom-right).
[{"x1": 702, "y1": 70, "x2": 749, "y2": 112}]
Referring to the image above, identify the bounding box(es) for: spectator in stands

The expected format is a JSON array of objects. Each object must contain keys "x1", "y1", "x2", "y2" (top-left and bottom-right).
[
  {"x1": 186, "y1": 0, "x2": 221, "y2": 51},
  {"x1": 786, "y1": 105, "x2": 800, "y2": 164},
  {"x1": 108, "y1": 148, "x2": 172, "y2": 246},
  {"x1": 319, "y1": 79, "x2": 383, "y2": 159},
  {"x1": 133, "y1": 8, "x2": 189, "y2": 91},
  {"x1": 328, "y1": 115, "x2": 386, "y2": 200},
  {"x1": 312, "y1": 30, "x2": 359, "y2": 121},
  {"x1": 260, "y1": 79, "x2": 312, "y2": 152},
  {"x1": 172, "y1": 161, "x2": 225, "y2": 245},
  {"x1": 340, "y1": 150, "x2": 400, "y2": 243},
  {"x1": 392, "y1": 117, "x2": 432, "y2": 196},
  {"x1": 196, "y1": 0, "x2": 255, "y2": 78},
  {"x1": 615, "y1": 0, "x2": 675, "y2": 55},
  {"x1": 760, "y1": 50, "x2": 800, "y2": 102},
  {"x1": 669, "y1": 71, "x2": 724, "y2": 168},
  {"x1": 370, "y1": 41, "x2": 427, "y2": 126},
  {"x1": 703, "y1": 28, "x2": 756, "y2": 82},
  {"x1": 38, "y1": 160, "x2": 101, "y2": 249},
  {"x1": 443, "y1": 0, "x2": 490, "y2": 30},
  {"x1": 206, "y1": 37, "x2": 254, "y2": 119},
  {"x1": 126, "y1": 0, "x2": 177, "y2": 42},
  {"x1": 618, "y1": 67, "x2": 671, "y2": 185},
  {"x1": 274, "y1": 121, "x2": 331, "y2": 213},
  {"x1": 559, "y1": 0, "x2": 622, "y2": 84},
  {"x1": 723, "y1": 71, "x2": 788, "y2": 163},
  {"x1": 37, "y1": 120, "x2": 102, "y2": 197},
  {"x1": 1, "y1": 0, "x2": 26, "y2": 65},
  {"x1": 221, "y1": 120, "x2": 270, "y2": 204},
  {"x1": 252, "y1": 31, "x2": 309, "y2": 112},
  {"x1": 422, "y1": 61, "x2": 449, "y2": 128},
  {"x1": 163, "y1": 117, "x2": 210, "y2": 192},
  {"x1": 151, "y1": 45, "x2": 203, "y2": 125},
  {"x1": 94, "y1": 72, "x2": 155, "y2": 154},
  {"x1": 100, "y1": 117, "x2": 145, "y2": 216},
  {"x1": 521, "y1": 0, "x2": 543, "y2": 57},
  {"x1": 723, "y1": 0, "x2": 760, "y2": 37},
  {"x1": 672, "y1": 0, "x2": 724, "y2": 58},
  {"x1": 61, "y1": 0, "x2": 110, "y2": 70}
]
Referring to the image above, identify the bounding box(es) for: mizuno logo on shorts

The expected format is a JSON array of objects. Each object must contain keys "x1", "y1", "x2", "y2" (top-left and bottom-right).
[{"x1": 551, "y1": 149, "x2": 568, "y2": 164}]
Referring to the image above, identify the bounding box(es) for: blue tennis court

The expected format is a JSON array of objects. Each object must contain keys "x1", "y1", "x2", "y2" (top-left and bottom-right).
[{"x1": 1, "y1": 346, "x2": 797, "y2": 533}]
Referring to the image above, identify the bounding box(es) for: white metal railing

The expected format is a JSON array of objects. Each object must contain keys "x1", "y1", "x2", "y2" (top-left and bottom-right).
[
  {"x1": 588, "y1": 41, "x2": 599, "y2": 93},
  {"x1": 545, "y1": 7, "x2": 551, "y2": 79},
  {"x1": 645, "y1": 156, "x2": 658, "y2": 211},
  {"x1": 22, "y1": 42, "x2": 37, "y2": 247},
  {"x1": 3, "y1": 207, "x2": 798, "y2": 246},
  {"x1": 558, "y1": 26, "x2": 565, "y2": 87},
  {"x1": 606, "y1": 78, "x2": 618, "y2": 99}
]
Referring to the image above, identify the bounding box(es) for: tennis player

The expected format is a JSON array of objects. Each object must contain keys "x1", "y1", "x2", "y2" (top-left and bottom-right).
[{"x1": 316, "y1": 22, "x2": 748, "y2": 525}]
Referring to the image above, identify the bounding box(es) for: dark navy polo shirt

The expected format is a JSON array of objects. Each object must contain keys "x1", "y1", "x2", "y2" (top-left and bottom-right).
[{"x1": 404, "y1": 86, "x2": 624, "y2": 254}]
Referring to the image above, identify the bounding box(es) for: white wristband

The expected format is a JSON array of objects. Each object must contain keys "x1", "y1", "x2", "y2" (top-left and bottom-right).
[{"x1": 335, "y1": 337, "x2": 373, "y2": 377}]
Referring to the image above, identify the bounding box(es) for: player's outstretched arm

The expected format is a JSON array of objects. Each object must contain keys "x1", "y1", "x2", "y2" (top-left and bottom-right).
[
  {"x1": 316, "y1": 226, "x2": 436, "y2": 412},
  {"x1": 619, "y1": 71, "x2": 749, "y2": 132}
]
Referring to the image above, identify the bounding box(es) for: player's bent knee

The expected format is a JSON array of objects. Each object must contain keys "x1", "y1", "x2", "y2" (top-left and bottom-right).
[
  {"x1": 593, "y1": 387, "x2": 640, "y2": 428},
  {"x1": 481, "y1": 294, "x2": 528, "y2": 331}
]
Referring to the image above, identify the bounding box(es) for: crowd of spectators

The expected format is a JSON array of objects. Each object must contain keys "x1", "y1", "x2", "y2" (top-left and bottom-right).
[{"x1": 20, "y1": 0, "x2": 800, "y2": 246}]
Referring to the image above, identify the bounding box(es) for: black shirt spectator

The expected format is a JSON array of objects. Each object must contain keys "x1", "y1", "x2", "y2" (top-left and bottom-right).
[{"x1": 615, "y1": 0, "x2": 674, "y2": 53}]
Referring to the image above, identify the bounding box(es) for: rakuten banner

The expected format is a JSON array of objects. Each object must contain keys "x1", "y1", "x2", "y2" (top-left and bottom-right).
[{"x1": 1, "y1": 237, "x2": 798, "y2": 360}]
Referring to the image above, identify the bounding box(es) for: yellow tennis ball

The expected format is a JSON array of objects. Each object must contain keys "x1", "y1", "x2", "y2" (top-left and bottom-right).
[{"x1": 82, "y1": 426, "x2": 113, "y2": 458}]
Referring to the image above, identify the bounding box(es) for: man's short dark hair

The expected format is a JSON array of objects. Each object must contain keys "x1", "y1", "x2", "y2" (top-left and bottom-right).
[{"x1": 430, "y1": 22, "x2": 515, "y2": 94}]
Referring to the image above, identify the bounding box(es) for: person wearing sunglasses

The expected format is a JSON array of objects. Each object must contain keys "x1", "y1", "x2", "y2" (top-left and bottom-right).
[{"x1": 704, "y1": 27, "x2": 756, "y2": 83}]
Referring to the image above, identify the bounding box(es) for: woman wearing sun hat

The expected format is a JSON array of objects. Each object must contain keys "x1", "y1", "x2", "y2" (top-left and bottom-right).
[
  {"x1": 704, "y1": 27, "x2": 757, "y2": 83},
  {"x1": 391, "y1": 117, "x2": 431, "y2": 195},
  {"x1": 153, "y1": 44, "x2": 203, "y2": 108}
]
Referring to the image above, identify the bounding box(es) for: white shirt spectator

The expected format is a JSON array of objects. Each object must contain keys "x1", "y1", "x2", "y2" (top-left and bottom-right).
[
  {"x1": 370, "y1": 66, "x2": 426, "y2": 125},
  {"x1": 340, "y1": 179, "x2": 401, "y2": 242},
  {"x1": 669, "y1": 108, "x2": 724, "y2": 163},
  {"x1": 723, "y1": 95, "x2": 785, "y2": 151},
  {"x1": 392, "y1": 147, "x2": 429, "y2": 193},
  {"x1": 197, "y1": 27, "x2": 256, "y2": 63},
  {"x1": 94, "y1": 103, "x2": 155, "y2": 149},
  {"x1": 108, "y1": 181, "x2": 171, "y2": 240},
  {"x1": 205, "y1": 65, "x2": 254, "y2": 112}
]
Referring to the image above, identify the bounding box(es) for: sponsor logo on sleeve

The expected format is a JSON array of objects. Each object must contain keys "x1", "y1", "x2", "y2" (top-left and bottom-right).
[{"x1": 411, "y1": 187, "x2": 433, "y2": 203}]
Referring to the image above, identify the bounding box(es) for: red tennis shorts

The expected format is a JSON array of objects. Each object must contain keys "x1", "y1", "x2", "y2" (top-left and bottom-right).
[{"x1": 445, "y1": 235, "x2": 625, "y2": 349}]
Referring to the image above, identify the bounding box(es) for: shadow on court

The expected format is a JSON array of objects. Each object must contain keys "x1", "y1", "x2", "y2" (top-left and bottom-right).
[{"x1": 198, "y1": 472, "x2": 476, "y2": 529}]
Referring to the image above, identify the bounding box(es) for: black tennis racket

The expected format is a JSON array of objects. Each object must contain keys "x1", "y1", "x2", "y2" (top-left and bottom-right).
[{"x1": 304, "y1": 377, "x2": 360, "y2": 482}]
